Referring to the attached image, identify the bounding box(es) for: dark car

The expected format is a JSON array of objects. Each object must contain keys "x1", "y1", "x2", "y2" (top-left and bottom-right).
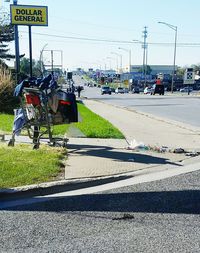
[
  {"x1": 101, "y1": 86, "x2": 111, "y2": 95},
  {"x1": 132, "y1": 87, "x2": 140, "y2": 94},
  {"x1": 110, "y1": 87, "x2": 115, "y2": 93},
  {"x1": 180, "y1": 87, "x2": 193, "y2": 93},
  {"x1": 151, "y1": 84, "x2": 164, "y2": 95}
]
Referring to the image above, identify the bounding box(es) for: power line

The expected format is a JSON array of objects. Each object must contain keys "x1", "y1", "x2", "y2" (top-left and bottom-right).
[
  {"x1": 19, "y1": 30, "x2": 200, "y2": 47},
  {"x1": 20, "y1": 31, "x2": 135, "y2": 44}
]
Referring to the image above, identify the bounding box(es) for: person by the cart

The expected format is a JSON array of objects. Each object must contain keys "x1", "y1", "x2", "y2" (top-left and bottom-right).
[{"x1": 77, "y1": 86, "x2": 82, "y2": 98}]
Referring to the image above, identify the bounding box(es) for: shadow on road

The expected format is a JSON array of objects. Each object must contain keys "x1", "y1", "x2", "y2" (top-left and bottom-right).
[{"x1": 3, "y1": 190, "x2": 200, "y2": 214}]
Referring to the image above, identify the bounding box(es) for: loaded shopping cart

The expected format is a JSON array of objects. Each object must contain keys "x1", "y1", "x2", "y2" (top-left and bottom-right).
[{"x1": 8, "y1": 74, "x2": 78, "y2": 149}]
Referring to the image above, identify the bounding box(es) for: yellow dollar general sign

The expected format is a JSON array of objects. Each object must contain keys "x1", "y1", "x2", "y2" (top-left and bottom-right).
[{"x1": 10, "y1": 5, "x2": 48, "y2": 26}]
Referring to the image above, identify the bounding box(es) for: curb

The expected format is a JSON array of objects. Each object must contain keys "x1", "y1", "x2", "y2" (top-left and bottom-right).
[
  {"x1": 1, "y1": 153, "x2": 200, "y2": 201},
  {"x1": 0, "y1": 174, "x2": 133, "y2": 201}
]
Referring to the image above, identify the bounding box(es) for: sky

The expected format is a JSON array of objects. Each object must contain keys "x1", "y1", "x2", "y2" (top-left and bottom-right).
[{"x1": 2, "y1": 0, "x2": 200, "y2": 71}]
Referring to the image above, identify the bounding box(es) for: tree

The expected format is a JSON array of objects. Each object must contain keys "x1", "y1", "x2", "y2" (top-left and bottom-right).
[
  {"x1": 0, "y1": 9, "x2": 24, "y2": 63},
  {"x1": 20, "y1": 57, "x2": 44, "y2": 77},
  {"x1": 176, "y1": 66, "x2": 185, "y2": 76},
  {"x1": 0, "y1": 9, "x2": 15, "y2": 60},
  {"x1": 138, "y1": 65, "x2": 152, "y2": 75},
  {"x1": 191, "y1": 64, "x2": 200, "y2": 74}
]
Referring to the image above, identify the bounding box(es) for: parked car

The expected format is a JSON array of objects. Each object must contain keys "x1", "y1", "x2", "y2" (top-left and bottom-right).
[
  {"x1": 101, "y1": 86, "x2": 111, "y2": 95},
  {"x1": 144, "y1": 87, "x2": 152, "y2": 94},
  {"x1": 150, "y1": 84, "x2": 165, "y2": 95},
  {"x1": 132, "y1": 87, "x2": 140, "y2": 94},
  {"x1": 115, "y1": 87, "x2": 124, "y2": 94},
  {"x1": 180, "y1": 87, "x2": 193, "y2": 93},
  {"x1": 123, "y1": 88, "x2": 129, "y2": 93}
]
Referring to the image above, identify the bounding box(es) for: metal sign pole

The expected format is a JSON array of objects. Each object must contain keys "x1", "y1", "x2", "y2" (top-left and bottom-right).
[
  {"x1": 51, "y1": 50, "x2": 54, "y2": 74},
  {"x1": 13, "y1": 0, "x2": 20, "y2": 83},
  {"x1": 28, "y1": 26, "x2": 33, "y2": 77}
]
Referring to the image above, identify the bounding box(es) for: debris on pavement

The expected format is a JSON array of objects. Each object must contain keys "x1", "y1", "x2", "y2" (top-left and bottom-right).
[
  {"x1": 127, "y1": 139, "x2": 149, "y2": 150},
  {"x1": 126, "y1": 140, "x2": 199, "y2": 157},
  {"x1": 173, "y1": 148, "x2": 185, "y2": 154},
  {"x1": 185, "y1": 151, "x2": 200, "y2": 157},
  {"x1": 127, "y1": 139, "x2": 171, "y2": 153}
]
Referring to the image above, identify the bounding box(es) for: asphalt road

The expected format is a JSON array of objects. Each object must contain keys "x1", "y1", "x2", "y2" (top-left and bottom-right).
[
  {"x1": 1, "y1": 170, "x2": 200, "y2": 252},
  {"x1": 74, "y1": 76, "x2": 200, "y2": 128},
  {"x1": 1, "y1": 76, "x2": 200, "y2": 252}
]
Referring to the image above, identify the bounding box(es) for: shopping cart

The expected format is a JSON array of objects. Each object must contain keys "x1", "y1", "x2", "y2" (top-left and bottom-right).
[{"x1": 8, "y1": 75, "x2": 77, "y2": 149}]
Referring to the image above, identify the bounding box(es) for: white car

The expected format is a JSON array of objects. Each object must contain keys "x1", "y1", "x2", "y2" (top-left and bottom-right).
[
  {"x1": 115, "y1": 87, "x2": 124, "y2": 94},
  {"x1": 144, "y1": 87, "x2": 152, "y2": 94}
]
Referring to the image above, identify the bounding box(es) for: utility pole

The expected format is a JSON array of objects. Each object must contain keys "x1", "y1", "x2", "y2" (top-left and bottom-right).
[
  {"x1": 42, "y1": 50, "x2": 63, "y2": 75},
  {"x1": 142, "y1": 26, "x2": 148, "y2": 88}
]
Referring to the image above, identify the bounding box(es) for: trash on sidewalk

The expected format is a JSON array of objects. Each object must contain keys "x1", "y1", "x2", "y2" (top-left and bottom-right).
[
  {"x1": 173, "y1": 148, "x2": 185, "y2": 154},
  {"x1": 185, "y1": 151, "x2": 200, "y2": 157},
  {"x1": 127, "y1": 140, "x2": 172, "y2": 153},
  {"x1": 127, "y1": 139, "x2": 149, "y2": 151},
  {"x1": 149, "y1": 145, "x2": 170, "y2": 153}
]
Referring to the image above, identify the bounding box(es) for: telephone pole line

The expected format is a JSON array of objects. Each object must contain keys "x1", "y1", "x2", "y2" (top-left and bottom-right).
[{"x1": 142, "y1": 26, "x2": 148, "y2": 87}]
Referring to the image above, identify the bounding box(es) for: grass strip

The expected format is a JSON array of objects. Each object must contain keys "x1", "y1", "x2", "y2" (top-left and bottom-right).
[
  {"x1": 0, "y1": 113, "x2": 14, "y2": 133},
  {"x1": 0, "y1": 103, "x2": 124, "y2": 139},
  {"x1": 0, "y1": 144, "x2": 66, "y2": 188},
  {"x1": 73, "y1": 103, "x2": 124, "y2": 138}
]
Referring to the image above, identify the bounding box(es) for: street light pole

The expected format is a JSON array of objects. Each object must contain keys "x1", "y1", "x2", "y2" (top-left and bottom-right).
[
  {"x1": 158, "y1": 21, "x2": 177, "y2": 93},
  {"x1": 106, "y1": 57, "x2": 115, "y2": 70},
  {"x1": 110, "y1": 54, "x2": 118, "y2": 72},
  {"x1": 142, "y1": 27, "x2": 148, "y2": 88},
  {"x1": 118, "y1": 47, "x2": 131, "y2": 72},
  {"x1": 111, "y1": 52, "x2": 122, "y2": 73},
  {"x1": 39, "y1": 44, "x2": 48, "y2": 76}
]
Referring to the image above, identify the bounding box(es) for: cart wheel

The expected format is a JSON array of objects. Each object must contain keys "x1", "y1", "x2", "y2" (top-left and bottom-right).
[
  {"x1": 62, "y1": 142, "x2": 67, "y2": 148},
  {"x1": 33, "y1": 143, "x2": 40, "y2": 150},
  {"x1": 63, "y1": 138, "x2": 69, "y2": 143},
  {"x1": 54, "y1": 142, "x2": 62, "y2": 147},
  {"x1": 8, "y1": 139, "x2": 15, "y2": 147}
]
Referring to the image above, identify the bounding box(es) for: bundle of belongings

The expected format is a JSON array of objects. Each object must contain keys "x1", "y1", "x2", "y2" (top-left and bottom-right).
[{"x1": 13, "y1": 74, "x2": 78, "y2": 136}]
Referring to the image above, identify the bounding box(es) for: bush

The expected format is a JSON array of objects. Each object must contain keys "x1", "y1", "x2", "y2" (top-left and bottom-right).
[{"x1": 0, "y1": 65, "x2": 19, "y2": 113}]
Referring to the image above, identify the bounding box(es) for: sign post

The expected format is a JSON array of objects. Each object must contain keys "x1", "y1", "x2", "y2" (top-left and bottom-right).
[
  {"x1": 28, "y1": 26, "x2": 33, "y2": 77},
  {"x1": 10, "y1": 5, "x2": 48, "y2": 78}
]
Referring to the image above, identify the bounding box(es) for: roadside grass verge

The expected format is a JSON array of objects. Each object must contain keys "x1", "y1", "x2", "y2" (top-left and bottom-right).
[
  {"x1": 0, "y1": 144, "x2": 66, "y2": 188},
  {"x1": 0, "y1": 103, "x2": 124, "y2": 139},
  {"x1": 73, "y1": 103, "x2": 124, "y2": 138},
  {"x1": 0, "y1": 113, "x2": 14, "y2": 133}
]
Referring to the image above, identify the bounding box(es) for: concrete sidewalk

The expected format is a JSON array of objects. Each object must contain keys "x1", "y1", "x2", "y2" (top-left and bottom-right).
[
  {"x1": 83, "y1": 99, "x2": 200, "y2": 150},
  {"x1": 64, "y1": 99, "x2": 200, "y2": 180},
  {"x1": 2, "y1": 98, "x2": 200, "y2": 188}
]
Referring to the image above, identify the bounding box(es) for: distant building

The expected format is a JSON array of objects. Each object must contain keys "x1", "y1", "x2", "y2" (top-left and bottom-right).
[{"x1": 130, "y1": 65, "x2": 177, "y2": 75}]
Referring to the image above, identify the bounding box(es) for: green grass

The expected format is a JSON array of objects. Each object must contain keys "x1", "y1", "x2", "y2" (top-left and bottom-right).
[
  {"x1": 0, "y1": 113, "x2": 14, "y2": 133},
  {"x1": 0, "y1": 103, "x2": 124, "y2": 139},
  {"x1": 0, "y1": 144, "x2": 66, "y2": 188},
  {"x1": 52, "y1": 123, "x2": 70, "y2": 136},
  {"x1": 73, "y1": 103, "x2": 124, "y2": 138}
]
